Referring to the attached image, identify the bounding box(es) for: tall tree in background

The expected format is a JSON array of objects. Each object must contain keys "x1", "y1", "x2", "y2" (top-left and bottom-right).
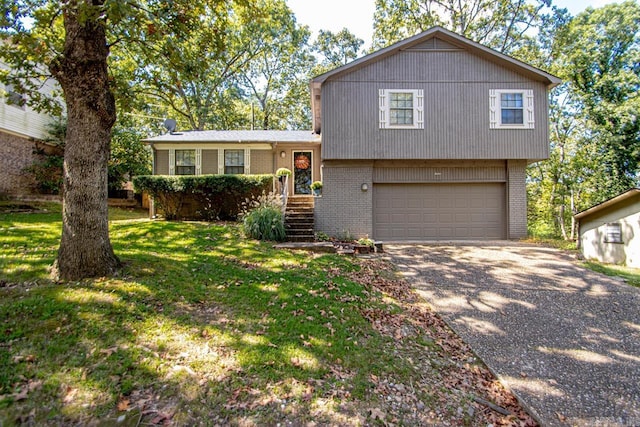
[
  {"x1": 555, "y1": 1, "x2": 640, "y2": 197},
  {"x1": 528, "y1": 1, "x2": 640, "y2": 239},
  {"x1": 116, "y1": 0, "x2": 309, "y2": 132},
  {"x1": 239, "y1": 3, "x2": 314, "y2": 130},
  {"x1": 314, "y1": 28, "x2": 365, "y2": 69},
  {"x1": 372, "y1": 0, "x2": 552, "y2": 55}
]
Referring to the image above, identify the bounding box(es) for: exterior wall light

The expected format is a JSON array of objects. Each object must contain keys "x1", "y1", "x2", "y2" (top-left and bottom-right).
[
  {"x1": 361, "y1": 183, "x2": 369, "y2": 192},
  {"x1": 280, "y1": 151, "x2": 286, "y2": 158}
]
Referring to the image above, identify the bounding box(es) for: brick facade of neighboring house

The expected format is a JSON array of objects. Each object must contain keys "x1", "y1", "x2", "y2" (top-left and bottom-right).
[
  {"x1": 1, "y1": 62, "x2": 58, "y2": 196},
  {"x1": 0, "y1": 130, "x2": 37, "y2": 194}
]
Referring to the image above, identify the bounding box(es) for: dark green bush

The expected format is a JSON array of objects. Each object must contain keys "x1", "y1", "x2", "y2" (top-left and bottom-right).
[
  {"x1": 133, "y1": 174, "x2": 273, "y2": 220},
  {"x1": 241, "y1": 193, "x2": 286, "y2": 241}
]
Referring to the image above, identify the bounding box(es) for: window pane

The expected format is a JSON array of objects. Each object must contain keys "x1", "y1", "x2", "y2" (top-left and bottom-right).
[
  {"x1": 501, "y1": 109, "x2": 523, "y2": 124},
  {"x1": 500, "y1": 93, "x2": 523, "y2": 108},
  {"x1": 225, "y1": 166, "x2": 244, "y2": 174},
  {"x1": 390, "y1": 92, "x2": 413, "y2": 109},
  {"x1": 225, "y1": 150, "x2": 244, "y2": 174},
  {"x1": 605, "y1": 223, "x2": 622, "y2": 243},
  {"x1": 389, "y1": 92, "x2": 414, "y2": 125},
  {"x1": 175, "y1": 165, "x2": 195, "y2": 175},
  {"x1": 175, "y1": 150, "x2": 195, "y2": 166}
]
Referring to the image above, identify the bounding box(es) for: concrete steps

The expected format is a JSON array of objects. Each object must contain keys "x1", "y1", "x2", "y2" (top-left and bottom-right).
[{"x1": 284, "y1": 196, "x2": 315, "y2": 242}]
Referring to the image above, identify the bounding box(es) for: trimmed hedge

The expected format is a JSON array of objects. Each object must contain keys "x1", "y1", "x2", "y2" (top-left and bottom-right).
[{"x1": 134, "y1": 174, "x2": 273, "y2": 220}]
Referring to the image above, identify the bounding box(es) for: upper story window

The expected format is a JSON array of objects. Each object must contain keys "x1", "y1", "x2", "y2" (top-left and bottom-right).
[
  {"x1": 490, "y1": 89, "x2": 534, "y2": 129},
  {"x1": 604, "y1": 223, "x2": 623, "y2": 244},
  {"x1": 4, "y1": 84, "x2": 26, "y2": 110},
  {"x1": 225, "y1": 149, "x2": 244, "y2": 174},
  {"x1": 175, "y1": 149, "x2": 196, "y2": 175},
  {"x1": 379, "y1": 89, "x2": 424, "y2": 129}
]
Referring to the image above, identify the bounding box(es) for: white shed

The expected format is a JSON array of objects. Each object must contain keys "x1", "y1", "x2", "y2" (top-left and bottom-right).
[{"x1": 575, "y1": 188, "x2": 640, "y2": 267}]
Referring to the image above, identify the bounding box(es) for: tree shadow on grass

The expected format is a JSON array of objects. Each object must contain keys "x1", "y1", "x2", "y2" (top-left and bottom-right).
[{"x1": 1, "y1": 220, "x2": 402, "y2": 425}]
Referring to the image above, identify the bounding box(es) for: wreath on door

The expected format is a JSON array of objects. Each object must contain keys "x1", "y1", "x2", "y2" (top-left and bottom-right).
[{"x1": 295, "y1": 154, "x2": 310, "y2": 170}]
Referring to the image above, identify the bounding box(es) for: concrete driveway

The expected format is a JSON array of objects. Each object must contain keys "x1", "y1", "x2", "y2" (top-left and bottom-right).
[{"x1": 385, "y1": 243, "x2": 640, "y2": 427}]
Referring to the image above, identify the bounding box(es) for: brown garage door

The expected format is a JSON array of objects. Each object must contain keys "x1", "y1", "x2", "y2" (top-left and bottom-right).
[{"x1": 373, "y1": 183, "x2": 506, "y2": 240}]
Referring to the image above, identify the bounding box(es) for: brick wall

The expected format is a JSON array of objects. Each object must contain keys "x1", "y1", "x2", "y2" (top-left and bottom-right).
[
  {"x1": 0, "y1": 130, "x2": 37, "y2": 195},
  {"x1": 314, "y1": 161, "x2": 373, "y2": 238},
  {"x1": 507, "y1": 159, "x2": 528, "y2": 239}
]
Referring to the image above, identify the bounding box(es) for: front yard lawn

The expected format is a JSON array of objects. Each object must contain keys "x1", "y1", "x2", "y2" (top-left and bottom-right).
[{"x1": 0, "y1": 203, "x2": 535, "y2": 426}]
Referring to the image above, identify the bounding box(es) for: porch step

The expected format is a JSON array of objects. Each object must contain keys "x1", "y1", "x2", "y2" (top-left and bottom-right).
[{"x1": 284, "y1": 196, "x2": 315, "y2": 242}]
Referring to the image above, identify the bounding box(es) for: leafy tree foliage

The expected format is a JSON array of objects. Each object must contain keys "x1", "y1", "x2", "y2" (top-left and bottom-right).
[
  {"x1": 314, "y1": 28, "x2": 365, "y2": 68},
  {"x1": 372, "y1": 0, "x2": 553, "y2": 54},
  {"x1": 528, "y1": 1, "x2": 640, "y2": 239},
  {"x1": 238, "y1": 5, "x2": 314, "y2": 130},
  {"x1": 115, "y1": 0, "x2": 312, "y2": 131},
  {"x1": 108, "y1": 120, "x2": 152, "y2": 192}
]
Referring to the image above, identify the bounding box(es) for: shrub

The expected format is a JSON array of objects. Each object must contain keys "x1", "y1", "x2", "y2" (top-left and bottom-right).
[
  {"x1": 241, "y1": 192, "x2": 286, "y2": 241},
  {"x1": 133, "y1": 174, "x2": 273, "y2": 220},
  {"x1": 310, "y1": 181, "x2": 323, "y2": 190},
  {"x1": 24, "y1": 149, "x2": 63, "y2": 194},
  {"x1": 275, "y1": 168, "x2": 291, "y2": 177}
]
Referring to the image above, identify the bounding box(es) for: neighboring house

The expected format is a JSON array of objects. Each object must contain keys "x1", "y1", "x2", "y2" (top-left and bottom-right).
[
  {"x1": 0, "y1": 62, "x2": 58, "y2": 195},
  {"x1": 143, "y1": 130, "x2": 321, "y2": 196},
  {"x1": 145, "y1": 26, "x2": 560, "y2": 241},
  {"x1": 575, "y1": 188, "x2": 640, "y2": 268}
]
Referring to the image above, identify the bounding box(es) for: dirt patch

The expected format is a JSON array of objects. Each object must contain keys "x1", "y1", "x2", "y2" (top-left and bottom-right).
[{"x1": 0, "y1": 203, "x2": 47, "y2": 213}]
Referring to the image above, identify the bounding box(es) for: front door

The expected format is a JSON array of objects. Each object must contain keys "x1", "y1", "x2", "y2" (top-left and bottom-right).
[{"x1": 293, "y1": 151, "x2": 312, "y2": 195}]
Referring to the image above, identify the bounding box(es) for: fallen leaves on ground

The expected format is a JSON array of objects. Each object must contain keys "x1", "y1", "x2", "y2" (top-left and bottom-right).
[{"x1": 344, "y1": 259, "x2": 538, "y2": 426}]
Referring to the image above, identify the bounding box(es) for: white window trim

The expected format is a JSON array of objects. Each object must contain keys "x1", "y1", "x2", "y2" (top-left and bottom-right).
[
  {"x1": 379, "y1": 89, "x2": 424, "y2": 129},
  {"x1": 217, "y1": 150, "x2": 225, "y2": 174},
  {"x1": 244, "y1": 149, "x2": 251, "y2": 174},
  {"x1": 490, "y1": 89, "x2": 534, "y2": 129},
  {"x1": 169, "y1": 148, "x2": 201, "y2": 175}
]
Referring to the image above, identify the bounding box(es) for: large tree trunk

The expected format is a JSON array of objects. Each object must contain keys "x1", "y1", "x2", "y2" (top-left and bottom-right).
[{"x1": 50, "y1": 0, "x2": 120, "y2": 280}]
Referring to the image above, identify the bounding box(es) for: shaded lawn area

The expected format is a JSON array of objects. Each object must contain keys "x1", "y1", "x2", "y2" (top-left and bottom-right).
[
  {"x1": 0, "y1": 203, "x2": 535, "y2": 426},
  {"x1": 583, "y1": 261, "x2": 640, "y2": 288}
]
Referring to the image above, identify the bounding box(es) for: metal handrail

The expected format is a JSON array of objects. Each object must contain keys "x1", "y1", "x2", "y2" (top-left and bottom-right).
[{"x1": 280, "y1": 175, "x2": 289, "y2": 215}]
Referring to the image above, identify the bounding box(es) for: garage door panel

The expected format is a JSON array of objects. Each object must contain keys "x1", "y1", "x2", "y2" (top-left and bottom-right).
[{"x1": 374, "y1": 183, "x2": 506, "y2": 240}]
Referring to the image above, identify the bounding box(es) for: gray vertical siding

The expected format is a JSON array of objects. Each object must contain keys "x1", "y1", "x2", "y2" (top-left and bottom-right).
[
  {"x1": 373, "y1": 161, "x2": 506, "y2": 182},
  {"x1": 250, "y1": 150, "x2": 273, "y2": 174},
  {"x1": 155, "y1": 150, "x2": 169, "y2": 175},
  {"x1": 321, "y1": 49, "x2": 550, "y2": 160},
  {"x1": 201, "y1": 149, "x2": 218, "y2": 174}
]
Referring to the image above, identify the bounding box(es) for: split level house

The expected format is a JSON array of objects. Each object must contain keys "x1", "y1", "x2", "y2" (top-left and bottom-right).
[
  {"x1": 0, "y1": 61, "x2": 59, "y2": 196},
  {"x1": 144, "y1": 26, "x2": 561, "y2": 241}
]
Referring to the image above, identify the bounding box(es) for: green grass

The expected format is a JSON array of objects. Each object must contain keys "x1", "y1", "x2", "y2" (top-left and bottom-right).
[
  {"x1": 0, "y1": 204, "x2": 529, "y2": 426},
  {"x1": 583, "y1": 261, "x2": 640, "y2": 288},
  {"x1": 0, "y1": 205, "x2": 421, "y2": 425},
  {"x1": 523, "y1": 235, "x2": 578, "y2": 251}
]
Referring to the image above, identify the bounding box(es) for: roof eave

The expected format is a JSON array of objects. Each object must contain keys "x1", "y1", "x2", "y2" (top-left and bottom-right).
[
  {"x1": 311, "y1": 26, "x2": 561, "y2": 87},
  {"x1": 574, "y1": 188, "x2": 640, "y2": 220}
]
